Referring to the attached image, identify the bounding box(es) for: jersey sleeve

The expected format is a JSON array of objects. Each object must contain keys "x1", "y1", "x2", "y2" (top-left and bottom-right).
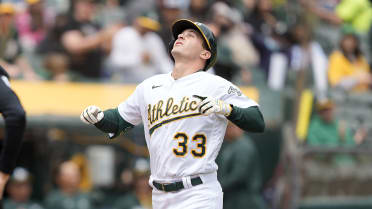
[
  {"x1": 117, "y1": 82, "x2": 144, "y2": 126},
  {"x1": 217, "y1": 80, "x2": 258, "y2": 108},
  {"x1": 0, "y1": 65, "x2": 10, "y2": 79}
]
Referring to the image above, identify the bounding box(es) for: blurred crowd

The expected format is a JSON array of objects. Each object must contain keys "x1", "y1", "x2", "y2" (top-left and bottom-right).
[
  {"x1": 3, "y1": 159, "x2": 153, "y2": 209},
  {"x1": 0, "y1": 0, "x2": 370, "y2": 90},
  {"x1": 2, "y1": 0, "x2": 370, "y2": 149},
  {"x1": 2, "y1": 0, "x2": 372, "y2": 208}
]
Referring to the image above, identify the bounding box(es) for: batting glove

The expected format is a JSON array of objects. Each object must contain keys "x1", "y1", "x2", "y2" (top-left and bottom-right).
[
  {"x1": 80, "y1": 105, "x2": 104, "y2": 124},
  {"x1": 193, "y1": 95, "x2": 232, "y2": 116}
]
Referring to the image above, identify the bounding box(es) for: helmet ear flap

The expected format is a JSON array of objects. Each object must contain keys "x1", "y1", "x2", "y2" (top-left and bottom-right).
[{"x1": 168, "y1": 39, "x2": 176, "y2": 62}]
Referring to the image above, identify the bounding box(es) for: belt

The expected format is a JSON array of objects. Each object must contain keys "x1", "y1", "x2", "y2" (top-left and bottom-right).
[{"x1": 153, "y1": 176, "x2": 203, "y2": 192}]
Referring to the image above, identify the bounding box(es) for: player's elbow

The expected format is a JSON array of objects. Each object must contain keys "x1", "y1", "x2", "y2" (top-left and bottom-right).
[
  {"x1": 254, "y1": 109, "x2": 265, "y2": 132},
  {"x1": 237, "y1": 118, "x2": 265, "y2": 133},
  {"x1": 5, "y1": 107, "x2": 26, "y2": 128},
  {"x1": 246, "y1": 109, "x2": 265, "y2": 133},
  {"x1": 255, "y1": 117, "x2": 265, "y2": 133}
]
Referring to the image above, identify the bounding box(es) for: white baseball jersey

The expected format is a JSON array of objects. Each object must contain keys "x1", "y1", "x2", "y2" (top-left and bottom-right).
[{"x1": 117, "y1": 71, "x2": 258, "y2": 182}]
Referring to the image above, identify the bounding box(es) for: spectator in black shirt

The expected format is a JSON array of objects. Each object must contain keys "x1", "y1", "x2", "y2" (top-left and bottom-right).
[{"x1": 59, "y1": 0, "x2": 119, "y2": 80}]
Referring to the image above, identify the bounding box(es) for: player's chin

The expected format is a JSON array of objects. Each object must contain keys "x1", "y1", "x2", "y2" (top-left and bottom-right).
[
  {"x1": 172, "y1": 45, "x2": 182, "y2": 51},
  {"x1": 171, "y1": 48, "x2": 182, "y2": 56}
]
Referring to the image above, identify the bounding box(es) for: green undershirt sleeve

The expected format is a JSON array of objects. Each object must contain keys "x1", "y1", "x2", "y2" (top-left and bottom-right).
[
  {"x1": 227, "y1": 105, "x2": 265, "y2": 133},
  {"x1": 94, "y1": 108, "x2": 134, "y2": 139}
]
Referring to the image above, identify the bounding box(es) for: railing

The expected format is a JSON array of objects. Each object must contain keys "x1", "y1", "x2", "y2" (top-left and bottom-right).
[{"x1": 279, "y1": 124, "x2": 372, "y2": 209}]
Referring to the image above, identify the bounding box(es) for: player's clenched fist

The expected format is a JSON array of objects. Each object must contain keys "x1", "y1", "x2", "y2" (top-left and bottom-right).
[
  {"x1": 193, "y1": 95, "x2": 232, "y2": 116},
  {"x1": 80, "y1": 105, "x2": 104, "y2": 124}
]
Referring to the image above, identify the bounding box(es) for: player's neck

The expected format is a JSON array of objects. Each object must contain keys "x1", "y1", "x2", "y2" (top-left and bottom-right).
[{"x1": 172, "y1": 62, "x2": 203, "y2": 80}]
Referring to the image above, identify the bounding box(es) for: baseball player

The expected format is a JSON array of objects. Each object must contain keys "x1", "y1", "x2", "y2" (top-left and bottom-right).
[
  {"x1": 0, "y1": 65, "x2": 26, "y2": 208},
  {"x1": 81, "y1": 19, "x2": 265, "y2": 209}
]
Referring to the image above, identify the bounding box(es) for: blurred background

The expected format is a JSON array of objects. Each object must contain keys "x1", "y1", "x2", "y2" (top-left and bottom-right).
[{"x1": 1, "y1": 0, "x2": 372, "y2": 208}]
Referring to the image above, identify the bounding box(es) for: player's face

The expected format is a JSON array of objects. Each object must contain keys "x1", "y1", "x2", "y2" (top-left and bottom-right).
[{"x1": 171, "y1": 28, "x2": 211, "y2": 62}]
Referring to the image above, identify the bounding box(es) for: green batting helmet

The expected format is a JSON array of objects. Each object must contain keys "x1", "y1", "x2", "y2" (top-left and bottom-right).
[{"x1": 169, "y1": 19, "x2": 217, "y2": 71}]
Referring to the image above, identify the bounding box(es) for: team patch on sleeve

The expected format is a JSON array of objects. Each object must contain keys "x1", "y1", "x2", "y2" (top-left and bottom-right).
[{"x1": 228, "y1": 86, "x2": 242, "y2": 96}]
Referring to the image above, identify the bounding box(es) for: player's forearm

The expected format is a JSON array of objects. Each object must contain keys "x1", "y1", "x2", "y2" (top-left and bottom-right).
[
  {"x1": 0, "y1": 97, "x2": 26, "y2": 174},
  {"x1": 1, "y1": 118, "x2": 26, "y2": 174},
  {"x1": 227, "y1": 106, "x2": 265, "y2": 132},
  {"x1": 94, "y1": 108, "x2": 134, "y2": 139}
]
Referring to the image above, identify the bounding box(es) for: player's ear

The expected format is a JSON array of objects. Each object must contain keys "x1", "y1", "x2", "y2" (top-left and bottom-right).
[{"x1": 200, "y1": 50, "x2": 211, "y2": 60}]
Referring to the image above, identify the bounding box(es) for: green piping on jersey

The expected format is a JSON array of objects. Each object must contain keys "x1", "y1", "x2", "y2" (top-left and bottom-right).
[{"x1": 149, "y1": 113, "x2": 202, "y2": 135}]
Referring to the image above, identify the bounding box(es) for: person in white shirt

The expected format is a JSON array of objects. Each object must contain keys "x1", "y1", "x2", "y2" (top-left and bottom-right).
[{"x1": 106, "y1": 11, "x2": 173, "y2": 83}]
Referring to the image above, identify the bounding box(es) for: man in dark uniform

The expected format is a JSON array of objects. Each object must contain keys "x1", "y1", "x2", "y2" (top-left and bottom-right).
[
  {"x1": 0, "y1": 64, "x2": 26, "y2": 208},
  {"x1": 217, "y1": 122, "x2": 267, "y2": 209}
]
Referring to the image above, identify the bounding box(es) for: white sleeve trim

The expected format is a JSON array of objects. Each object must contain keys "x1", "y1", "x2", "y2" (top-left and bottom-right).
[{"x1": 1, "y1": 76, "x2": 11, "y2": 88}]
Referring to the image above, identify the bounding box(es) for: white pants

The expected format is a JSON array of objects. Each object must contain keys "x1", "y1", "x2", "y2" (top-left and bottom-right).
[{"x1": 150, "y1": 172, "x2": 223, "y2": 209}]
